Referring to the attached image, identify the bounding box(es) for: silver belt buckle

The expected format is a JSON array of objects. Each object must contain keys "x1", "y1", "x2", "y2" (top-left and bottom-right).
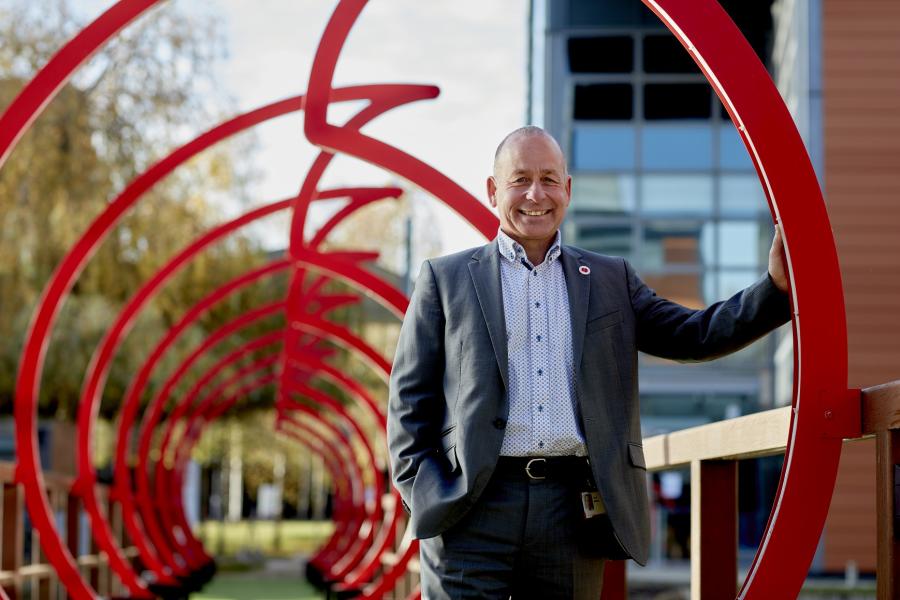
[{"x1": 525, "y1": 458, "x2": 547, "y2": 480}]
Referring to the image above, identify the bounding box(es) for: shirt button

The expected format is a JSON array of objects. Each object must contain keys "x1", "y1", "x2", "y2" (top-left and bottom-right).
[
  {"x1": 535, "y1": 302, "x2": 540, "y2": 308},
  {"x1": 536, "y1": 335, "x2": 541, "y2": 341},
  {"x1": 538, "y1": 405, "x2": 544, "y2": 412},
  {"x1": 537, "y1": 369, "x2": 543, "y2": 376},
  {"x1": 492, "y1": 418, "x2": 507, "y2": 430},
  {"x1": 533, "y1": 271, "x2": 537, "y2": 276},
  {"x1": 538, "y1": 441, "x2": 545, "y2": 448}
]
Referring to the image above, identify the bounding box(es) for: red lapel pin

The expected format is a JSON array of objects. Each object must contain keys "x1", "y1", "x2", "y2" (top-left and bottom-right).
[{"x1": 579, "y1": 265, "x2": 590, "y2": 275}]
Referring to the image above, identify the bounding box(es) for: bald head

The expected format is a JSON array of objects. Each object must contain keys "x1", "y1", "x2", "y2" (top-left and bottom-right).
[
  {"x1": 486, "y1": 126, "x2": 572, "y2": 264},
  {"x1": 493, "y1": 126, "x2": 568, "y2": 177}
]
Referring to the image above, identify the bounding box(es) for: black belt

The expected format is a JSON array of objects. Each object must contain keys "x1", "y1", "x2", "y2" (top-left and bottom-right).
[{"x1": 495, "y1": 456, "x2": 592, "y2": 482}]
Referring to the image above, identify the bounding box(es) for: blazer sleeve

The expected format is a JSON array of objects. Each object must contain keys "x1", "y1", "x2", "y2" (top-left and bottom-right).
[
  {"x1": 387, "y1": 260, "x2": 446, "y2": 511},
  {"x1": 624, "y1": 258, "x2": 792, "y2": 362}
]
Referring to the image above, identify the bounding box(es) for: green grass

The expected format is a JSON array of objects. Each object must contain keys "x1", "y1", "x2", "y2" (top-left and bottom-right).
[
  {"x1": 190, "y1": 573, "x2": 322, "y2": 600},
  {"x1": 197, "y1": 520, "x2": 334, "y2": 557}
]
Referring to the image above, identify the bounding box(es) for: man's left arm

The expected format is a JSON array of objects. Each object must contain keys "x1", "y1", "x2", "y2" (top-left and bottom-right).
[{"x1": 630, "y1": 225, "x2": 791, "y2": 362}]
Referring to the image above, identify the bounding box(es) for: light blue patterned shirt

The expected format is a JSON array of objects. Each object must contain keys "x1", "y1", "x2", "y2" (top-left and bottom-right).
[{"x1": 496, "y1": 229, "x2": 587, "y2": 457}]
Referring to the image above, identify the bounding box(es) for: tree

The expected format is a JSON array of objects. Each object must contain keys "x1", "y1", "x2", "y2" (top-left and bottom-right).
[{"x1": 0, "y1": 0, "x2": 268, "y2": 424}]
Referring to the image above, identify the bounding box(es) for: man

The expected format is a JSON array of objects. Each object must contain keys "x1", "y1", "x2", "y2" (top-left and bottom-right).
[{"x1": 388, "y1": 126, "x2": 790, "y2": 598}]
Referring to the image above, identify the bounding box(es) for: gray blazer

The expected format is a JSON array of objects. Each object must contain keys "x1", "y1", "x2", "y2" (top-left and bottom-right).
[{"x1": 387, "y1": 239, "x2": 790, "y2": 565}]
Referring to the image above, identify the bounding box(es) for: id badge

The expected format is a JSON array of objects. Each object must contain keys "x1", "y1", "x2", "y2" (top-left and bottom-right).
[{"x1": 581, "y1": 491, "x2": 606, "y2": 519}]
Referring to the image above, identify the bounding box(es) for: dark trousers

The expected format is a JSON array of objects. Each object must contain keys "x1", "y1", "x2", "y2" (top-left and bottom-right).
[{"x1": 419, "y1": 460, "x2": 612, "y2": 599}]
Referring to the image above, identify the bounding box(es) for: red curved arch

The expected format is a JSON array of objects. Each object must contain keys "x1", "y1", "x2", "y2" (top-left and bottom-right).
[
  {"x1": 3, "y1": 1, "x2": 840, "y2": 598},
  {"x1": 132, "y1": 305, "x2": 392, "y2": 576},
  {"x1": 301, "y1": 2, "x2": 497, "y2": 241},
  {"x1": 117, "y1": 266, "x2": 402, "y2": 580},
  {"x1": 92, "y1": 190, "x2": 392, "y2": 580},
  {"x1": 275, "y1": 417, "x2": 367, "y2": 572},
  {"x1": 0, "y1": 0, "x2": 161, "y2": 169},
  {"x1": 162, "y1": 371, "x2": 375, "y2": 579},
  {"x1": 116, "y1": 268, "x2": 290, "y2": 574},
  {"x1": 124, "y1": 302, "x2": 285, "y2": 571},
  {"x1": 153, "y1": 348, "x2": 284, "y2": 567},
  {"x1": 159, "y1": 366, "x2": 363, "y2": 572},
  {"x1": 12, "y1": 82, "x2": 437, "y2": 597},
  {"x1": 276, "y1": 396, "x2": 382, "y2": 579},
  {"x1": 136, "y1": 302, "x2": 394, "y2": 576},
  {"x1": 281, "y1": 347, "x2": 403, "y2": 585},
  {"x1": 164, "y1": 350, "x2": 375, "y2": 569},
  {"x1": 160, "y1": 312, "x2": 396, "y2": 568},
  {"x1": 643, "y1": 1, "x2": 847, "y2": 597}
]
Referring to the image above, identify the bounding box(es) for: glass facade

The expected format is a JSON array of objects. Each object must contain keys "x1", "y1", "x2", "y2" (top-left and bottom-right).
[
  {"x1": 531, "y1": 0, "x2": 792, "y2": 564},
  {"x1": 545, "y1": 2, "x2": 778, "y2": 398}
]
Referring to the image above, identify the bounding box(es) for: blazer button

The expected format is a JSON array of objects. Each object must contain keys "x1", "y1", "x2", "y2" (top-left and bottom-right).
[{"x1": 492, "y1": 418, "x2": 507, "y2": 430}]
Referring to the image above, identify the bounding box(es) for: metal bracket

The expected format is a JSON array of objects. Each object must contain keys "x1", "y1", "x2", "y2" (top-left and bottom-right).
[{"x1": 821, "y1": 388, "x2": 862, "y2": 439}]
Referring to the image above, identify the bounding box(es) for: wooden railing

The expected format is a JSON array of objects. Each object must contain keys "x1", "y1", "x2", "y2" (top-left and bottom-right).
[
  {"x1": 0, "y1": 464, "x2": 136, "y2": 600},
  {"x1": 630, "y1": 381, "x2": 899, "y2": 599}
]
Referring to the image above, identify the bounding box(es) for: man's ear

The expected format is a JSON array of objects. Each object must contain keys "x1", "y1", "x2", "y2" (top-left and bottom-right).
[{"x1": 487, "y1": 176, "x2": 498, "y2": 208}]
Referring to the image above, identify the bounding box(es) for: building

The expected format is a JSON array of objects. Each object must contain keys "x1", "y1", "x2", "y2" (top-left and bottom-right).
[{"x1": 528, "y1": 0, "x2": 893, "y2": 577}]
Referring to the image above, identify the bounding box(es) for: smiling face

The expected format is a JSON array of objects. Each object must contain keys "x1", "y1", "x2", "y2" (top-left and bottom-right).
[{"x1": 487, "y1": 131, "x2": 572, "y2": 257}]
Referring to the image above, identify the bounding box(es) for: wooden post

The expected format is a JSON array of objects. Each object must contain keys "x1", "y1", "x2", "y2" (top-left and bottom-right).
[
  {"x1": 600, "y1": 559, "x2": 627, "y2": 599},
  {"x1": 38, "y1": 488, "x2": 54, "y2": 600},
  {"x1": 107, "y1": 491, "x2": 121, "y2": 597},
  {"x1": 691, "y1": 459, "x2": 737, "y2": 600},
  {"x1": 876, "y1": 429, "x2": 900, "y2": 599},
  {"x1": 66, "y1": 493, "x2": 80, "y2": 558},
  {"x1": 2, "y1": 483, "x2": 23, "y2": 600}
]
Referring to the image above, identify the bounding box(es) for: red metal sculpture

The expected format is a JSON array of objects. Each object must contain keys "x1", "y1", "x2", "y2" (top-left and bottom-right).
[
  {"x1": 643, "y1": 2, "x2": 849, "y2": 597},
  {"x1": 1, "y1": 0, "x2": 848, "y2": 598}
]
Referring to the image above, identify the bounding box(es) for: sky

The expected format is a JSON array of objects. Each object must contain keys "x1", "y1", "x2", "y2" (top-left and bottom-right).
[{"x1": 73, "y1": 0, "x2": 530, "y2": 258}]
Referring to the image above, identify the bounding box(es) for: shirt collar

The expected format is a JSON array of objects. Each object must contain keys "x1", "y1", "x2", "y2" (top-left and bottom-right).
[{"x1": 496, "y1": 228, "x2": 562, "y2": 266}]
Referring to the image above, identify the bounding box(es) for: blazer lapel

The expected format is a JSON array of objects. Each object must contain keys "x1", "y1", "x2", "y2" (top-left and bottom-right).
[
  {"x1": 467, "y1": 241, "x2": 509, "y2": 389},
  {"x1": 561, "y1": 245, "x2": 591, "y2": 371}
]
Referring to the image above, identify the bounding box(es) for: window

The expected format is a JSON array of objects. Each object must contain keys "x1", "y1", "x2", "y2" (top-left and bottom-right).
[
  {"x1": 644, "y1": 83, "x2": 711, "y2": 120},
  {"x1": 573, "y1": 222, "x2": 633, "y2": 257},
  {"x1": 719, "y1": 126, "x2": 755, "y2": 170},
  {"x1": 573, "y1": 125, "x2": 636, "y2": 170},
  {"x1": 718, "y1": 221, "x2": 763, "y2": 268},
  {"x1": 642, "y1": 174, "x2": 714, "y2": 216},
  {"x1": 568, "y1": 36, "x2": 633, "y2": 73},
  {"x1": 570, "y1": 174, "x2": 636, "y2": 215},
  {"x1": 721, "y1": 175, "x2": 768, "y2": 216},
  {"x1": 641, "y1": 220, "x2": 714, "y2": 270},
  {"x1": 641, "y1": 271, "x2": 707, "y2": 310},
  {"x1": 641, "y1": 124, "x2": 713, "y2": 170},
  {"x1": 574, "y1": 84, "x2": 633, "y2": 120}
]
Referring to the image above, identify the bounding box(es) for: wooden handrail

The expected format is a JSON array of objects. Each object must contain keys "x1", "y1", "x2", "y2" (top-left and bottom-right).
[
  {"x1": 862, "y1": 380, "x2": 900, "y2": 435},
  {"x1": 643, "y1": 406, "x2": 792, "y2": 470},
  {"x1": 638, "y1": 379, "x2": 900, "y2": 471},
  {"x1": 631, "y1": 380, "x2": 900, "y2": 599}
]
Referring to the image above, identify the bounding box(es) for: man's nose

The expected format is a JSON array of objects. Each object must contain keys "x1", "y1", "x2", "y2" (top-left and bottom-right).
[{"x1": 525, "y1": 181, "x2": 545, "y2": 202}]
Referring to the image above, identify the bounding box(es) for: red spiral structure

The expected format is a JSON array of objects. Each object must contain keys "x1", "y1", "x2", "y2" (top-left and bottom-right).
[{"x1": 0, "y1": 1, "x2": 848, "y2": 598}]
